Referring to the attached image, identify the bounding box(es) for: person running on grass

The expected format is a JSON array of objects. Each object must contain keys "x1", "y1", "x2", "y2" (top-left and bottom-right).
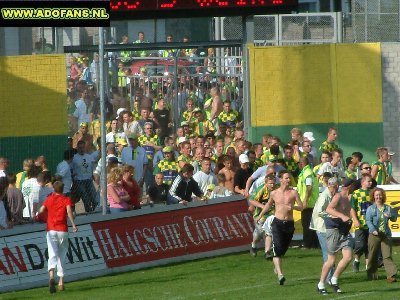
[
  {"x1": 38, "y1": 181, "x2": 78, "y2": 294},
  {"x1": 256, "y1": 170, "x2": 303, "y2": 285},
  {"x1": 316, "y1": 178, "x2": 354, "y2": 295},
  {"x1": 249, "y1": 175, "x2": 276, "y2": 259}
]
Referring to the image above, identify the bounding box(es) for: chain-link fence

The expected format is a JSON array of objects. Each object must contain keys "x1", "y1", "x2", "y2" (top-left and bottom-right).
[
  {"x1": 219, "y1": 2, "x2": 400, "y2": 45},
  {"x1": 343, "y1": 0, "x2": 400, "y2": 43},
  {"x1": 221, "y1": 13, "x2": 340, "y2": 46},
  {"x1": 65, "y1": 45, "x2": 244, "y2": 137}
]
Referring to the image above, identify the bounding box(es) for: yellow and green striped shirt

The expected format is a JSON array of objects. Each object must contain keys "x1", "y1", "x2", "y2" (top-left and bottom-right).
[
  {"x1": 193, "y1": 120, "x2": 215, "y2": 137},
  {"x1": 318, "y1": 140, "x2": 338, "y2": 154},
  {"x1": 371, "y1": 161, "x2": 388, "y2": 185}
]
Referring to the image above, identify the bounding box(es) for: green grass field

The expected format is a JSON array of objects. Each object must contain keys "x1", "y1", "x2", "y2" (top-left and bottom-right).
[{"x1": 1, "y1": 247, "x2": 400, "y2": 300}]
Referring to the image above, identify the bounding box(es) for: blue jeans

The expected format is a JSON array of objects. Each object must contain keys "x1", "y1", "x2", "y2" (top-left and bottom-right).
[
  {"x1": 109, "y1": 207, "x2": 128, "y2": 214},
  {"x1": 167, "y1": 194, "x2": 180, "y2": 205},
  {"x1": 317, "y1": 231, "x2": 335, "y2": 281}
]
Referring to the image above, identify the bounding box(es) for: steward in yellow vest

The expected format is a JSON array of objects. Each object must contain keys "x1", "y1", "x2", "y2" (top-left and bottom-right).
[{"x1": 297, "y1": 156, "x2": 320, "y2": 248}]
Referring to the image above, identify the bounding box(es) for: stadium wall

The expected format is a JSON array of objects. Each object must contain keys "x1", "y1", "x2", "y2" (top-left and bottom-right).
[
  {"x1": 248, "y1": 43, "x2": 384, "y2": 164},
  {"x1": 381, "y1": 43, "x2": 400, "y2": 181},
  {"x1": 0, "y1": 54, "x2": 68, "y2": 174}
]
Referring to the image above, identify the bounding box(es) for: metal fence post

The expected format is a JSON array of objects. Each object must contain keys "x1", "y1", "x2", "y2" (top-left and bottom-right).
[
  {"x1": 242, "y1": 16, "x2": 253, "y2": 141},
  {"x1": 98, "y1": 27, "x2": 107, "y2": 215},
  {"x1": 278, "y1": 15, "x2": 283, "y2": 46},
  {"x1": 174, "y1": 51, "x2": 179, "y2": 132},
  {"x1": 274, "y1": 15, "x2": 279, "y2": 45},
  {"x1": 365, "y1": 0, "x2": 368, "y2": 41},
  {"x1": 337, "y1": 12, "x2": 343, "y2": 43}
]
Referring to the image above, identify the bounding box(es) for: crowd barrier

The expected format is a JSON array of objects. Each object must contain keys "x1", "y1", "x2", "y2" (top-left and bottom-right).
[{"x1": 0, "y1": 195, "x2": 251, "y2": 292}]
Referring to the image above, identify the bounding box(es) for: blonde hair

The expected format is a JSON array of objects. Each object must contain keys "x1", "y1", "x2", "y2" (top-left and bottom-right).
[
  {"x1": 376, "y1": 147, "x2": 388, "y2": 159},
  {"x1": 107, "y1": 167, "x2": 123, "y2": 184},
  {"x1": 290, "y1": 127, "x2": 302, "y2": 136},
  {"x1": 121, "y1": 164, "x2": 135, "y2": 178}
]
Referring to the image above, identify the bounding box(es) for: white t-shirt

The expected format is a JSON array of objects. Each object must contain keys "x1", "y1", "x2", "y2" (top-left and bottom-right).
[
  {"x1": 56, "y1": 160, "x2": 72, "y2": 194},
  {"x1": 72, "y1": 153, "x2": 96, "y2": 181},
  {"x1": 106, "y1": 131, "x2": 126, "y2": 144},
  {"x1": 94, "y1": 154, "x2": 118, "y2": 176},
  {"x1": 193, "y1": 171, "x2": 217, "y2": 195},
  {"x1": 21, "y1": 178, "x2": 40, "y2": 218},
  {"x1": 73, "y1": 99, "x2": 90, "y2": 125},
  {"x1": 123, "y1": 121, "x2": 143, "y2": 142},
  {"x1": 121, "y1": 146, "x2": 148, "y2": 182},
  {"x1": 318, "y1": 162, "x2": 345, "y2": 179}
]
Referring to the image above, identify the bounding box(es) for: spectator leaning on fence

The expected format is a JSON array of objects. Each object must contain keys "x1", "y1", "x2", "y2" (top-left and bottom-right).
[
  {"x1": 147, "y1": 172, "x2": 169, "y2": 205},
  {"x1": 71, "y1": 140, "x2": 98, "y2": 213},
  {"x1": 121, "y1": 133, "x2": 148, "y2": 187},
  {"x1": 6, "y1": 173, "x2": 25, "y2": 226},
  {"x1": 193, "y1": 157, "x2": 217, "y2": 195},
  {"x1": 107, "y1": 167, "x2": 131, "y2": 213},
  {"x1": 168, "y1": 164, "x2": 204, "y2": 205}
]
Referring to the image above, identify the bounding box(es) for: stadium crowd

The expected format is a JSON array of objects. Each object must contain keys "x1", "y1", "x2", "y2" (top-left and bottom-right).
[{"x1": 0, "y1": 32, "x2": 398, "y2": 293}]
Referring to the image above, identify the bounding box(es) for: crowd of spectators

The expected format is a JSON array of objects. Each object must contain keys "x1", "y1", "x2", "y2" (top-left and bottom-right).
[{"x1": 1, "y1": 33, "x2": 395, "y2": 291}]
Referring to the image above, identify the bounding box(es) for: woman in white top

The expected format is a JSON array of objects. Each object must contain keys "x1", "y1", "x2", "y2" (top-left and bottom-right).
[{"x1": 21, "y1": 165, "x2": 42, "y2": 220}]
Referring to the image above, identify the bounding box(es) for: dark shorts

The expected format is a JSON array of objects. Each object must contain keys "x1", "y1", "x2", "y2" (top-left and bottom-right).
[
  {"x1": 271, "y1": 218, "x2": 295, "y2": 257},
  {"x1": 354, "y1": 228, "x2": 369, "y2": 256}
]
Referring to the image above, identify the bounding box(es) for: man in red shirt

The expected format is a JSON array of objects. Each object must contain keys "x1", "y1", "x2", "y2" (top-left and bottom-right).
[{"x1": 39, "y1": 181, "x2": 78, "y2": 293}]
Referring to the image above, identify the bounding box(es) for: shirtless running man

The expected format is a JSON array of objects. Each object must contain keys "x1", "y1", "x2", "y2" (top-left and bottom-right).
[
  {"x1": 316, "y1": 179, "x2": 354, "y2": 295},
  {"x1": 257, "y1": 170, "x2": 303, "y2": 285}
]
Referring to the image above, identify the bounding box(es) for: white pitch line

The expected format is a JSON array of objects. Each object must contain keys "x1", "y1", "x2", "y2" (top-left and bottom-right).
[
  {"x1": 168, "y1": 272, "x2": 327, "y2": 300},
  {"x1": 167, "y1": 270, "x2": 382, "y2": 300},
  {"x1": 329, "y1": 291, "x2": 375, "y2": 300},
  {"x1": 168, "y1": 283, "x2": 266, "y2": 300}
]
